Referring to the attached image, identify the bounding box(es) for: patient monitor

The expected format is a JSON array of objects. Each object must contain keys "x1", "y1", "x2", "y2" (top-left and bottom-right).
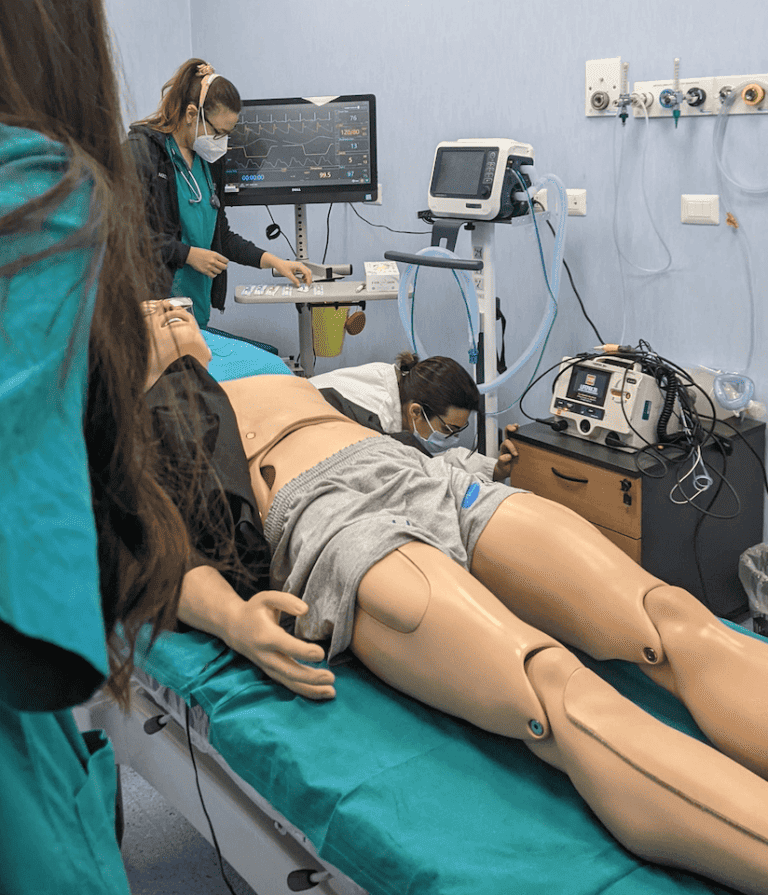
[
  {"x1": 551, "y1": 356, "x2": 679, "y2": 451},
  {"x1": 428, "y1": 138, "x2": 536, "y2": 221}
]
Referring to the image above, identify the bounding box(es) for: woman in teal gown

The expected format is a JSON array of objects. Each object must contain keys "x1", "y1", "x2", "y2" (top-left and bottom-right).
[{"x1": 0, "y1": 2, "x2": 191, "y2": 892}]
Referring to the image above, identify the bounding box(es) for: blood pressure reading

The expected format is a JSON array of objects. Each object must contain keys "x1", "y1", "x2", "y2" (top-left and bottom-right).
[
  {"x1": 566, "y1": 366, "x2": 611, "y2": 407},
  {"x1": 431, "y1": 148, "x2": 486, "y2": 197}
]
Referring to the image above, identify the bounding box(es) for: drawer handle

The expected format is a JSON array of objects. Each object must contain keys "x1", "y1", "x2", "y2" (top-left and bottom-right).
[{"x1": 551, "y1": 467, "x2": 589, "y2": 484}]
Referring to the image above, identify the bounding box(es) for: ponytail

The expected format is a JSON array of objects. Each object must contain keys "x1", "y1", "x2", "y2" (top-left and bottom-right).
[{"x1": 133, "y1": 58, "x2": 241, "y2": 133}]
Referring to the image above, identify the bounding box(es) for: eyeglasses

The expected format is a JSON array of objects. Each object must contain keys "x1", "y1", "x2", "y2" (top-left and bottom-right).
[
  {"x1": 203, "y1": 113, "x2": 233, "y2": 141},
  {"x1": 422, "y1": 407, "x2": 469, "y2": 438}
]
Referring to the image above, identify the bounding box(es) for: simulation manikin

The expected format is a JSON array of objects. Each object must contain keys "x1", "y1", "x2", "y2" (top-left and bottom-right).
[{"x1": 144, "y1": 301, "x2": 768, "y2": 895}]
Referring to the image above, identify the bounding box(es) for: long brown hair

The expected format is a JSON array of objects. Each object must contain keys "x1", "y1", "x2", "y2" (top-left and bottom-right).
[
  {"x1": 0, "y1": 0, "x2": 190, "y2": 705},
  {"x1": 134, "y1": 58, "x2": 242, "y2": 133}
]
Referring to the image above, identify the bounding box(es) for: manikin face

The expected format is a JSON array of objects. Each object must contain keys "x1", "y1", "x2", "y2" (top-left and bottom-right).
[{"x1": 143, "y1": 299, "x2": 212, "y2": 391}]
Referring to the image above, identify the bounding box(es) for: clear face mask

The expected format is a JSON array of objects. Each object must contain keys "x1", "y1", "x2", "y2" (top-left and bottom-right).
[{"x1": 192, "y1": 110, "x2": 228, "y2": 163}]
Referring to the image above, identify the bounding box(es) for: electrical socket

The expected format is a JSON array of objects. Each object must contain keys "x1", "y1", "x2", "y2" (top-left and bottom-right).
[
  {"x1": 533, "y1": 188, "x2": 548, "y2": 211},
  {"x1": 586, "y1": 57, "x2": 623, "y2": 116},
  {"x1": 632, "y1": 73, "x2": 768, "y2": 118},
  {"x1": 566, "y1": 189, "x2": 587, "y2": 216}
]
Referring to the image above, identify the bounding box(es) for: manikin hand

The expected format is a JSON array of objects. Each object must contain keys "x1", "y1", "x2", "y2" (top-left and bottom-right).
[
  {"x1": 226, "y1": 590, "x2": 336, "y2": 700},
  {"x1": 186, "y1": 246, "x2": 229, "y2": 278},
  {"x1": 178, "y1": 565, "x2": 335, "y2": 700},
  {"x1": 492, "y1": 424, "x2": 520, "y2": 481}
]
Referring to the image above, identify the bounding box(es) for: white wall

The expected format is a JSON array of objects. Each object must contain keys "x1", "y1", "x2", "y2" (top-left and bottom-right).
[
  {"x1": 104, "y1": 0, "x2": 192, "y2": 126},
  {"x1": 106, "y1": 0, "x2": 768, "y2": 438}
]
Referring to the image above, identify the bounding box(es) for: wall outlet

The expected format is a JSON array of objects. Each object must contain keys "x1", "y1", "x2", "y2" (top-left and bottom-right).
[
  {"x1": 586, "y1": 57, "x2": 623, "y2": 116},
  {"x1": 566, "y1": 188, "x2": 587, "y2": 216},
  {"x1": 533, "y1": 188, "x2": 548, "y2": 211}
]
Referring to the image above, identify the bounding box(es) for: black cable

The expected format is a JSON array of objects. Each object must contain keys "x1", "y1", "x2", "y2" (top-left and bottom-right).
[
  {"x1": 532, "y1": 199, "x2": 605, "y2": 344},
  {"x1": 346, "y1": 202, "x2": 431, "y2": 235},
  {"x1": 185, "y1": 704, "x2": 244, "y2": 895},
  {"x1": 711, "y1": 415, "x2": 768, "y2": 495},
  {"x1": 264, "y1": 206, "x2": 297, "y2": 258},
  {"x1": 321, "y1": 204, "x2": 333, "y2": 265}
]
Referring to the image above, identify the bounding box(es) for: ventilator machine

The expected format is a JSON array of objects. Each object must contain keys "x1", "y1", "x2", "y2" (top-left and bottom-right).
[{"x1": 386, "y1": 138, "x2": 568, "y2": 456}]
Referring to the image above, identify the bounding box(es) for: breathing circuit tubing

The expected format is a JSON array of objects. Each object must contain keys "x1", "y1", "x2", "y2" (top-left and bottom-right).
[{"x1": 397, "y1": 171, "x2": 568, "y2": 395}]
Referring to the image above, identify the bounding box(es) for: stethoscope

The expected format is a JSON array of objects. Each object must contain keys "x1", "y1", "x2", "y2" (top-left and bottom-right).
[{"x1": 168, "y1": 140, "x2": 220, "y2": 209}]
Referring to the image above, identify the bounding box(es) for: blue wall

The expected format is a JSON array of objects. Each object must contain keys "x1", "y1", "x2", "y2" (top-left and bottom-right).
[{"x1": 106, "y1": 1, "x2": 768, "y2": 487}]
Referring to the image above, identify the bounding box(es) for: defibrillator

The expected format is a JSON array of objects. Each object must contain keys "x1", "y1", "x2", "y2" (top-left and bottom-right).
[{"x1": 550, "y1": 356, "x2": 679, "y2": 451}]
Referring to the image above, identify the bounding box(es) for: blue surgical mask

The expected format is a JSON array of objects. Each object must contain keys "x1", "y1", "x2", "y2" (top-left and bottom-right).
[{"x1": 412, "y1": 410, "x2": 458, "y2": 452}]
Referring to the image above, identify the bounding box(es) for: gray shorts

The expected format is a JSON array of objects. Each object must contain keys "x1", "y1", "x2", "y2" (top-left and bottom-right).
[{"x1": 264, "y1": 437, "x2": 522, "y2": 658}]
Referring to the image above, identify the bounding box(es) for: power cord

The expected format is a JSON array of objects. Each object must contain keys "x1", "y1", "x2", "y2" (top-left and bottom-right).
[
  {"x1": 532, "y1": 198, "x2": 605, "y2": 345},
  {"x1": 185, "y1": 704, "x2": 244, "y2": 895}
]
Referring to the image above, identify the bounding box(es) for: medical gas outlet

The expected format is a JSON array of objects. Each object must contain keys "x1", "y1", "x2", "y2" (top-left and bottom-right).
[
  {"x1": 550, "y1": 357, "x2": 679, "y2": 451},
  {"x1": 632, "y1": 71, "x2": 768, "y2": 118}
]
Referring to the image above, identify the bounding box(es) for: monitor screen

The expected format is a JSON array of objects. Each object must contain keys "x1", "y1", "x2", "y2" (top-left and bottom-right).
[
  {"x1": 566, "y1": 365, "x2": 612, "y2": 407},
  {"x1": 223, "y1": 94, "x2": 377, "y2": 206},
  {"x1": 430, "y1": 147, "x2": 487, "y2": 198}
]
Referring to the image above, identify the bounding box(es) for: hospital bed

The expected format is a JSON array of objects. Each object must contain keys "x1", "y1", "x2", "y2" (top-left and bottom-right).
[{"x1": 77, "y1": 330, "x2": 751, "y2": 895}]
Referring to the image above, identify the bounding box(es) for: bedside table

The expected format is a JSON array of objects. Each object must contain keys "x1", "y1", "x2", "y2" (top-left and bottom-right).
[{"x1": 508, "y1": 419, "x2": 765, "y2": 618}]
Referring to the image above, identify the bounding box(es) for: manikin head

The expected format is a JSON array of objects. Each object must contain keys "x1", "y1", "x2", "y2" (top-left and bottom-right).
[{"x1": 144, "y1": 299, "x2": 212, "y2": 390}]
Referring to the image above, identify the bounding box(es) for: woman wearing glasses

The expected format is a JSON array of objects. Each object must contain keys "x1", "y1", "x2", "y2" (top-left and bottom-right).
[
  {"x1": 311, "y1": 351, "x2": 519, "y2": 481},
  {"x1": 129, "y1": 59, "x2": 311, "y2": 328}
]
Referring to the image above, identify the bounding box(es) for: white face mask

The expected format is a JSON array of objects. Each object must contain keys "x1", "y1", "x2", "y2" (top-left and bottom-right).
[{"x1": 193, "y1": 111, "x2": 228, "y2": 163}]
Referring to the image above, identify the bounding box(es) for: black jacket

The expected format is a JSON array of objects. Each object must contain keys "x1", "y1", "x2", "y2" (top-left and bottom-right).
[{"x1": 128, "y1": 124, "x2": 266, "y2": 312}]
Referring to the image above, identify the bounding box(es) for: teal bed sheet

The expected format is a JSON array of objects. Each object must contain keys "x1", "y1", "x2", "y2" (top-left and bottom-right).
[
  {"x1": 136, "y1": 625, "x2": 749, "y2": 895},
  {"x1": 202, "y1": 328, "x2": 291, "y2": 381},
  {"x1": 137, "y1": 333, "x2": 743, "y2": 895}
]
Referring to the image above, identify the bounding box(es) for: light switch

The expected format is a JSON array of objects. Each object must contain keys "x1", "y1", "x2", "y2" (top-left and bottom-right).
[{"x1": 681, "y1": 194, "x2": 719, "y2": 225}]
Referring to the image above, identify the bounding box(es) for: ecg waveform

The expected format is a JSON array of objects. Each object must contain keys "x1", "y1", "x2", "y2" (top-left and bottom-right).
[{"x1": 226, "y1": 103, "x2": 372, "y2": 187}]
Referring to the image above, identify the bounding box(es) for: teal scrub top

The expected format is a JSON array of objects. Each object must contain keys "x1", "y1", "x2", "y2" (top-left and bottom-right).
[
  {"x1": 0, "y1": 123, "x2": 108, "y2": 709},
  {"x1": 0, "y1": 123, "x2": 131, "y2": 895},
  {"x1": 167, "y1": 136, "x2": 218, "y2": 328}
]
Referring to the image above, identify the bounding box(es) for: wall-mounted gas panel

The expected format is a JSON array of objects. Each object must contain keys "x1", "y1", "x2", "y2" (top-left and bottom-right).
[
  {"x1": 632, "y1": 74, "x2": 768, "y2": 118},
  {"x1": 585, "y1": 57, "x2": 623, "y2": 117}
]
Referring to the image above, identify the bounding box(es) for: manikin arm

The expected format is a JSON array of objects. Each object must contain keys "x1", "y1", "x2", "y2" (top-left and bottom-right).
[{"x1": 178, "y1": 565, "x2": 336, "y2": 700}]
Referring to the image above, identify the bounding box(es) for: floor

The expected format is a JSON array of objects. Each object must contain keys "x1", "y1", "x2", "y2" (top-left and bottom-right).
[{"x1": 121, "y1": 765, "x2": 257, "y2": 895}]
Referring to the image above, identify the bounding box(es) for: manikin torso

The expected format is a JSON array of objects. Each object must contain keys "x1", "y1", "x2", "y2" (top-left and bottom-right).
[{"x1": 220, "y1": 374, "x2": 380, "y2": 518}]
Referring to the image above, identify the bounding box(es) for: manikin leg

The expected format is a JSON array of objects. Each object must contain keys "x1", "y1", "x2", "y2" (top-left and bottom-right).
[
  {"x1": 351, "y1": 540, "x2": 768, "y2": 895},
  {"x1": 470, "y1": 493, "x2": 768, "y2": 780}
]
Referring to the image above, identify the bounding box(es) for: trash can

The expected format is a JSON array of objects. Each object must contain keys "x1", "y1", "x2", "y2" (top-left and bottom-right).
[{"x1": 738, "y1": 544, "x2": 768, "y2": 636}]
